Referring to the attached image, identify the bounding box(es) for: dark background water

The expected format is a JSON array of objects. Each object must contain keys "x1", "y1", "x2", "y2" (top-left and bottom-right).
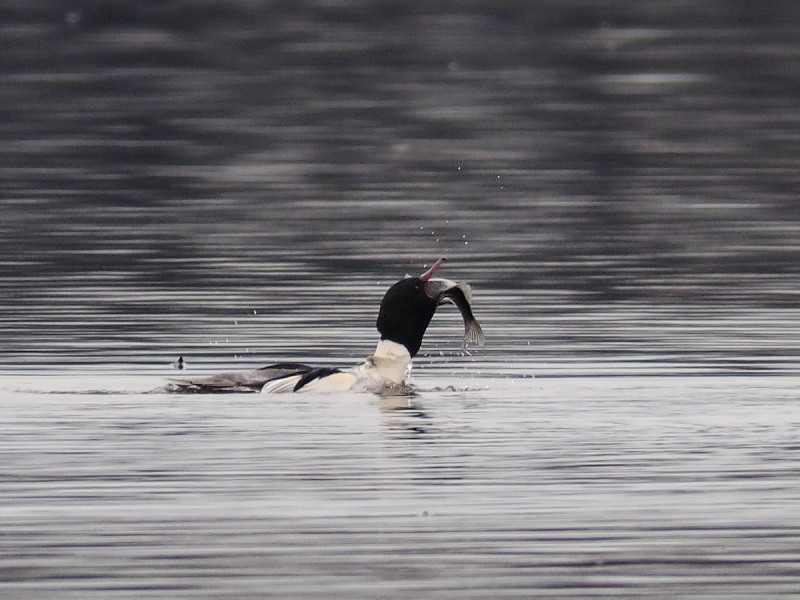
[
  {"x1": 3, "y1": 1, "x2": 800, "y2": 371},
  {"x1": 4, "y1": 5, "x2": 800, "y2": 598}
]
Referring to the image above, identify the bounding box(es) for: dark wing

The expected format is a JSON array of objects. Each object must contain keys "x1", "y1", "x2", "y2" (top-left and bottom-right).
[
  {"x1": 291, "y1": 367, "x2": 343, "y2": 392},
  {"x1": 165, "y1": 362, "x2": 312, "y2": 393}
]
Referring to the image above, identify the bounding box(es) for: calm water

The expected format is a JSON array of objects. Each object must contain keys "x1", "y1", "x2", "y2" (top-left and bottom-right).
[
  {"x1": 3, "y1": 374, "x2": 800, "y2": 598},
  {"x1": 3, "y1": 2, "x2": 800, "y2": 597}
]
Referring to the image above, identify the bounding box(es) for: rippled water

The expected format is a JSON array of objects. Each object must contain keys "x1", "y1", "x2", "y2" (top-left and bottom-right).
[
  {"x1": 4, "y1": 374, "x2": 800, "y2": 598},
  {"x1": 3, "y1": 2, "x2": 800, "y2": 598}
]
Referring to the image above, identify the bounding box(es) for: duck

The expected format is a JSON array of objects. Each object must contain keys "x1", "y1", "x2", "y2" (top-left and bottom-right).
[{"x1": 166, "y1": 257, "x2": 484, "y2": 393}]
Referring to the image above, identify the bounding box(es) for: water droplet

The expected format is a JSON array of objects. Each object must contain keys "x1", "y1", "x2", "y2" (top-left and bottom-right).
[{"x1": 65, "y1": 11, "x2": 81, "y2": 27}]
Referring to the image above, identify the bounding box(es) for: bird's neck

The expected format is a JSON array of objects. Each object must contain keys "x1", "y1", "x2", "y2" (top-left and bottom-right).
[{"x1": 364, "y1": 339, "x2": 412, "y2": 385}]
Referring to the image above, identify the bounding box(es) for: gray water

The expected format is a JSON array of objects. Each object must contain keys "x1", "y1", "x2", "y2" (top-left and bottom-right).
[{"x1": 3, "y1": 2, "x2": 800, "y2": 598}]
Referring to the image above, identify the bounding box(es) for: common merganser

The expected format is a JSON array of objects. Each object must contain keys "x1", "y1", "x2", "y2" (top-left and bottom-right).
[{"x1": 166, "y1": 258, "x2": 484, "y2": 393}]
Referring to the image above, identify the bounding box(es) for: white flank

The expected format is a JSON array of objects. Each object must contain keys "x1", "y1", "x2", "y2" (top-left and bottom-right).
[{"x1": 261, "y1": 339, "x2": 413, "y2": 394}]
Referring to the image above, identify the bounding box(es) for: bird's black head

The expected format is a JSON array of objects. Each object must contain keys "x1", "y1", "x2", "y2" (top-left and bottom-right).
[{"x1": 376, "y1": 275, "x2": 439, "y2": 358}]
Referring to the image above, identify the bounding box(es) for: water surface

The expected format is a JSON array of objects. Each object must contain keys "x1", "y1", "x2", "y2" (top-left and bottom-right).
[
  {"x1": 3, "y1": 374, "x2": 800, "y2": 598},
  {"x1": 3, "y1": 2, "x2": 800, "y2": 597}
]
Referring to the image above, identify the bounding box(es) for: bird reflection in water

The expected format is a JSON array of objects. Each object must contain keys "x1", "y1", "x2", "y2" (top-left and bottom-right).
[{"x1": 379, "y1": 394, "x2": 431, "y2": 437}]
